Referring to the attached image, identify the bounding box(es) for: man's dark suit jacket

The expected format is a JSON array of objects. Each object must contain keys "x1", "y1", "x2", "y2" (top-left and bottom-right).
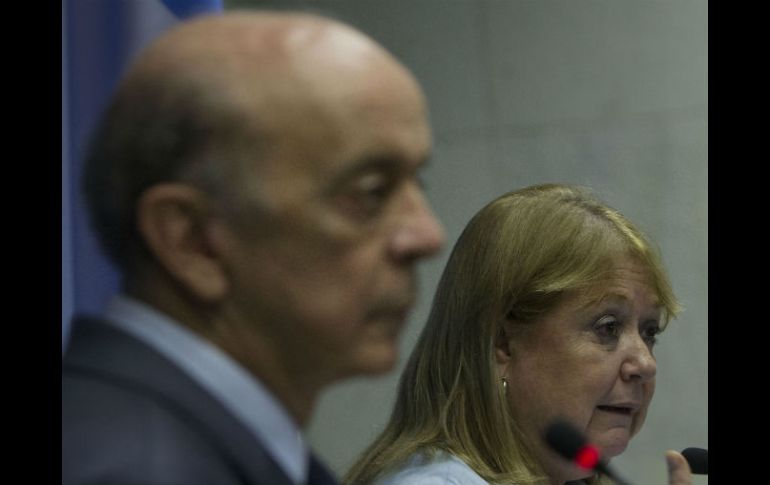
[{"x1": 62, "y1": 316, "x2": 336, "y2": 485}]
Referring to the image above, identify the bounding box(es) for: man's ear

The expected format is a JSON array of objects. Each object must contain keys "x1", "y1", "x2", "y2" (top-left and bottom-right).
[{"x1": 136, "y1": 184, "x2": 228, "y2": 303}]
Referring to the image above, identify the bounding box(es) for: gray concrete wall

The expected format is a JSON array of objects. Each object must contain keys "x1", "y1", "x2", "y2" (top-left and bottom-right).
[{"x1": 227, "y1": 1, "x2": 708, "y2": 483}]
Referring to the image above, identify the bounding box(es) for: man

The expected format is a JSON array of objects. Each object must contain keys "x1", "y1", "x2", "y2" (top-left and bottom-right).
[{"x1": 62, "y1": 10, "x2": 445, "y2": 485}]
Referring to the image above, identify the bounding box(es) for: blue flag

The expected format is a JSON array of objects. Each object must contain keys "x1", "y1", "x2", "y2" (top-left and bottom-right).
[{"x1": 62, "y1": 0, "x2": 223, "y2": 352}]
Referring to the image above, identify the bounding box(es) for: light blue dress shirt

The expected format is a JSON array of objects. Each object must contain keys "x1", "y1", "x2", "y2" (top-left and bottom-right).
[{"x1": 104, "y1": 295, "x2": 309, "y2": 485}]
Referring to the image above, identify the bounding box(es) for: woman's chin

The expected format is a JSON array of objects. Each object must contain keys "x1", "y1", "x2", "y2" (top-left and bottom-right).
[{"x1": 598, "y1": 433, "x2": 630, "y2": 458}]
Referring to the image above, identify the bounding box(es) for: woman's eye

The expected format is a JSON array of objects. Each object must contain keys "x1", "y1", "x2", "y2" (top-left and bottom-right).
[
  {"x1": 594, "y1": 316, "x2": 621, "y2": 341},
  {"x1": 642, "y1": 324, "x2": 661, "y2": 347}
]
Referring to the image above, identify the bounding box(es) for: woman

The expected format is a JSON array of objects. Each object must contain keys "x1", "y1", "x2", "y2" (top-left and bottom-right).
[{"x1": 345, "y1": 184, "x2": 693, "y2": 484}]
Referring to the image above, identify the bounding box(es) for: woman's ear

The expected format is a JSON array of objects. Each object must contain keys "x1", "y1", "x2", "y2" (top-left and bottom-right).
[
  {"x1": 494, "y1": 320, "x2": 514, "y2": 366},
  {"x1": 136, "y1": 184, "x2": 229, "y2": 303}
]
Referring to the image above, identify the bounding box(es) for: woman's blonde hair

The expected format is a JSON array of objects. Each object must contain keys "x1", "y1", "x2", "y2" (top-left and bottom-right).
[{"x1": 345, "y1": 184, "x2": 680, "y2": 484}]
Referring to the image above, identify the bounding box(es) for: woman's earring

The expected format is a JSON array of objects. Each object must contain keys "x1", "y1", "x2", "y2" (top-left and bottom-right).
[{"x1": 501, "y1": 377, "x2": 508, "y2": 394}]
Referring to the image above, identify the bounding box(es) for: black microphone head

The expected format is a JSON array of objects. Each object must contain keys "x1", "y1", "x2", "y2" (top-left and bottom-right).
[
  {"x1": 545, "y1": 419, "x2": 587, "y2": 460},
  {"x1": 681, "y1": 447, "x2": 708, "y2": 475},
  {"x1": 544, "y1": 420, "x2": 631, "y2": 485}
]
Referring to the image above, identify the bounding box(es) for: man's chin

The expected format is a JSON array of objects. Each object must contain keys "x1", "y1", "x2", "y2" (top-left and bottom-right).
[
  {"x1": 359, "y1": 348, "x2": 399, "y2": 375},
  {"x1": 333, "y1": 346, "x2": 400, "y2": 381}
]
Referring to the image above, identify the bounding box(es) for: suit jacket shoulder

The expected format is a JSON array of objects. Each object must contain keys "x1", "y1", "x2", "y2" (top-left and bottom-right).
[{"x1": 62, "y1": 316, "x2": 294, "y2": 485}]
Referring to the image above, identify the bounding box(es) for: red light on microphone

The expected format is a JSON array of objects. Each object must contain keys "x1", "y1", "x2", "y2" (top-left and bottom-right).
[{"x1": 574, "y1": 445, "x2": 600, "y2": 470}]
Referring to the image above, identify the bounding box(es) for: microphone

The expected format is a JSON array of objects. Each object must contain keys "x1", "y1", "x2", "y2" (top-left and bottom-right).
[
  {"x1": 681, "y1": 447, "x2": 708, "y2": 475},
  {"x1": 544, "y1": 419, "x2": 632, "y2": 485}
]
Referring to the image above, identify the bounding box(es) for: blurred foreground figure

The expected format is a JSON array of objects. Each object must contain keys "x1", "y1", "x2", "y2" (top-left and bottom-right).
[{"x1": 62, "y1": 10, "x2": 444, "y2": 485}]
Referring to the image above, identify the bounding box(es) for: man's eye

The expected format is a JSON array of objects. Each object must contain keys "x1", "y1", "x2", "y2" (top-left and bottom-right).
[
  {"x1": 355, "y1": 173, "x2": 393, "y2": 202},
  {"x1": 357, "y1": 177, "x2": 391, "y2": 200},
  {"x1": 336, "y1": 173, "x2": 395, "y2": 219}
]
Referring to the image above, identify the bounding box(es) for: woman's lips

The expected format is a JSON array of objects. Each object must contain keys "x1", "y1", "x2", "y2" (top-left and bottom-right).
[{"x1": 596, "y1": 402, "x2": 639, "y2": 415}]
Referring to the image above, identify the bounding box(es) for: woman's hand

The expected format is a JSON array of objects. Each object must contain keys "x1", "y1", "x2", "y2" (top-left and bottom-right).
[{"x1": 665, "y1": 450, "x2": 693, "y2": 485}]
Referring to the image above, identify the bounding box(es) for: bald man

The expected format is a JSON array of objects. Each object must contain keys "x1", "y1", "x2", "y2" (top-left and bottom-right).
[{"x1": 62, "y1": 11, "x2": 445, "y2": 485}]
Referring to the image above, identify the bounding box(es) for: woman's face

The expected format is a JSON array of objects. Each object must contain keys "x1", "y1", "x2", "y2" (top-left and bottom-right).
[{"x1": 504, "y1": 261, "x2": 661, "y2": 483}]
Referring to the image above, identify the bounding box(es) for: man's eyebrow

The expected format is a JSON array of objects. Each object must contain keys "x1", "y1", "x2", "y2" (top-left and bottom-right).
[
  {"x1": 331, "y1": 152, "x2": 431, "y2": 184},
  {"x1": 354, "y1": 150, "x2": 431, "y2": 171}
]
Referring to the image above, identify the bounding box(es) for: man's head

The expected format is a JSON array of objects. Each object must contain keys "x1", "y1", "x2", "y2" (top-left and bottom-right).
[{"x1": 84, "y1": 11, "x2": 445, "y2": 413}]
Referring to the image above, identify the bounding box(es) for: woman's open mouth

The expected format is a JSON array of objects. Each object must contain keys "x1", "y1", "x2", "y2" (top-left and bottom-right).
[{"x1": 596, "y1": 405, "x2": 634, "y2": 415}]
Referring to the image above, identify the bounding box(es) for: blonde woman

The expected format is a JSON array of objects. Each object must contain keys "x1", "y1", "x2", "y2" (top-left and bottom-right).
[{"x1": 346, "y1": 184, "x2": 693, "y2": 485}]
